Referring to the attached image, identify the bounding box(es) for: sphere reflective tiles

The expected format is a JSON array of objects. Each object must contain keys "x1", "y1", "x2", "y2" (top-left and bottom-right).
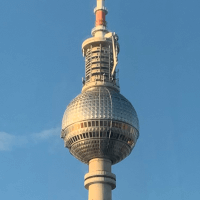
[{"x1": 61, "y1": 86, "x2": 139, "y2": 164}]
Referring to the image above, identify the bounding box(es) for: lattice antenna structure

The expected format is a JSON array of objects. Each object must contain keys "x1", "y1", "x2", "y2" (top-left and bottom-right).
[{"x1": 61, "y1": 1, "x2": 139, "y2": 200}]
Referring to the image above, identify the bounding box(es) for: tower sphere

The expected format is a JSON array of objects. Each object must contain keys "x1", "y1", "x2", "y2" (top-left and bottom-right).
[{"x1": 61, "y1": 86, "x2": 139, "y2": 164}]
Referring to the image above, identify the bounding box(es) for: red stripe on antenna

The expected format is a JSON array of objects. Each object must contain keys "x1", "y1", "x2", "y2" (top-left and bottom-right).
[{"x1": 96, "y1": 10, "x2": 106, "y2": 26}]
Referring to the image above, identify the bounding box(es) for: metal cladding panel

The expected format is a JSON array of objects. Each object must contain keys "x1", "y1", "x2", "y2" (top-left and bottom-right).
[
  {"x1": 70, "y1": 139, "x2": 131, "y2": 164},
  {"x1": 62, "y1": 87, "x2": 139, "y2": 131}
]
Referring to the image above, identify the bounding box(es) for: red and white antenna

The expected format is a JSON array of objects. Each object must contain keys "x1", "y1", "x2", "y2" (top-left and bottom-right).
[
  {"x1": 95, "y1": 0, "x2": 107, "y2": 26},
  {"x1": 92, "y1": 0, "x2": 108, "y2": 37}
]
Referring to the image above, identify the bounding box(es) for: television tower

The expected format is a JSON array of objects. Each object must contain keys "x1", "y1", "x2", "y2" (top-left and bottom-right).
[{"x1": 61, "y1": 1, "x2": 139, "y2": 200}]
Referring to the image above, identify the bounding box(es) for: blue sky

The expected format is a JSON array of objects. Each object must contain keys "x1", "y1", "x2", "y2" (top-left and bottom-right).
[{"x1": 0, "y1": 0, "x2": 200, "y2": 199}]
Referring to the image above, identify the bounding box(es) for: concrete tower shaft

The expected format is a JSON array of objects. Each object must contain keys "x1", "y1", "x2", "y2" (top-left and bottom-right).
[{"x1": 84, "y1": 158, "x2": 116, "y2": 200}]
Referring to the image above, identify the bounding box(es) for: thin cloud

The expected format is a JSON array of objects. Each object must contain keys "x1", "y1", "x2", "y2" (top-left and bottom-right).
[
  {"x1": 0, "y1": 132, "x2": 28, "y2": 151},
  {"x1": 31, "y1": 127, "x2": 60, "y2": 142},
  {"x1": 0, "y1": 127, "x2": 60, "y2": 151}
]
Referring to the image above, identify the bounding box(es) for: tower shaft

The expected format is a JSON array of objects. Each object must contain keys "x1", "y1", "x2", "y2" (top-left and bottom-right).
[{"x1": 84, "y1": 158, "x2": 116, "y2": 200}]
